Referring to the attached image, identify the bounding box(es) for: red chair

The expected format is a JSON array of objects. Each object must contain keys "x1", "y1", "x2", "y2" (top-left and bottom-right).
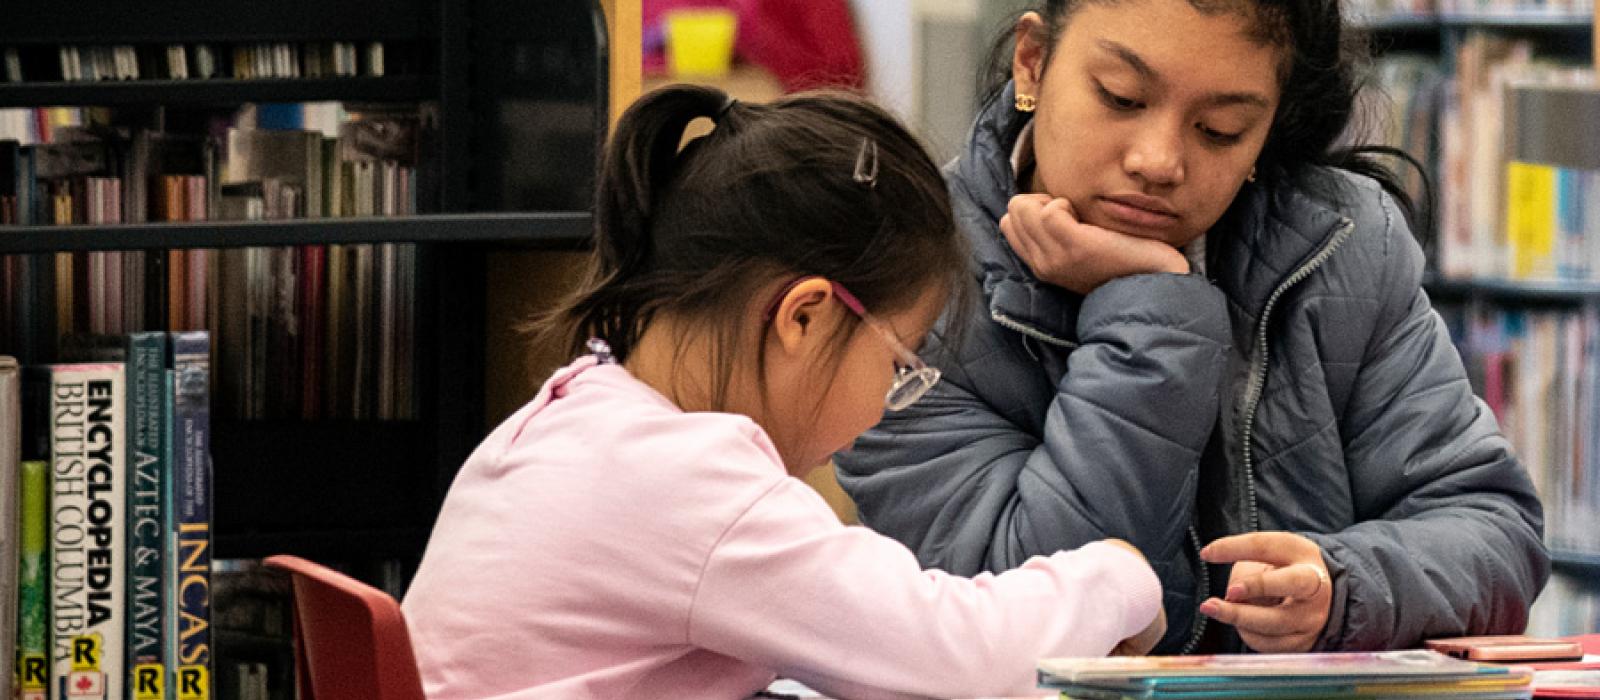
[{"x1": 263, "y1": 555, "x2": 427, "y2": 700}]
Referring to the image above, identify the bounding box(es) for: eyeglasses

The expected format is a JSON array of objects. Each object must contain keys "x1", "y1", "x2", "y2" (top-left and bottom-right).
[{"x1": 763, "y1": 276, "x2": 941, "y2": 411}]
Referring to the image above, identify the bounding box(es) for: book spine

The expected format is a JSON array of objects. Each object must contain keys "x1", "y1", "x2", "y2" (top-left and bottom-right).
[
  {"x1": 160, "y1": 369, "x2": 178, "y2": 700},
  {"x1": 1505, "y1": 160, "x2": 1557, "y2": 280},
  {"x1": 49, "y1": 363, "x2": 126, "y2": 700},
  {"x1": 169, "y1": 333, "x2": 211, "y2": 700},
  {"x1": 17, "y1": 459, "x2": 48, "y2": 700},
  {"x1": 0, "y1": 358, "x2": 17, "y2": 700},
  {"x1": 126, "y1": 333, "x2": 168, "y2": 700}
]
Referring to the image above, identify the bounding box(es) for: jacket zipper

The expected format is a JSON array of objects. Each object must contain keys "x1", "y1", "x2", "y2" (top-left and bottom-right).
[
  {"x1": 1238, "y1": 218, "x2": 1356, "y2": 532},
  {"x1": 1183, "y1": 218, "x2": 1355, "y2": 653},
  {"x1": 990, "y1": 311, "x2": 1080, "y2": 350},
  {"x1": 1180, "y1": 527, "x2": 1209, "y2": 653}
]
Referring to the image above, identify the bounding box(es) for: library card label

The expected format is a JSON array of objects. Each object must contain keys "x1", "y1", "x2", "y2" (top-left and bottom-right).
[
  {"x1": 177, "y1": 665, "x2": 209, "y2": 700},
  {"x1": 133, "y1": 663, "x2": 164, "y2": 700}
]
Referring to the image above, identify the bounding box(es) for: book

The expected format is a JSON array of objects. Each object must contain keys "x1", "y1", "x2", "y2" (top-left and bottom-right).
[
  {"x1": 3, "y1": 48, "x2": 21, "y2": 83},
  {"x1": 170, "y1": 332, "x2": 212, "y2": 700},
  {"x1": 1447, "y1": 304, "x2": 1600, "y2": 569},
  {"x1": 0, "y1": 357, "x2": 18, "y2": 700},
  {"x1": 1042, "y1": 651, "x2": 1489, "y2": 682},
  {"x1": 16, "y1": 459, "x2": 49, "y2": 700},
  {"x1": 49, "y1": 362, "x2": 127, "y2": 700},
  {"x1": 1039, "y1": 651, "x2": 1532, "y2": 700},
  {"x1": 161, "y1": 368, "x2": 178, "y2": 700},
  {"x1": 126, "y1": 333, "x2": 169, "y2": 700},
  {"x1": 1527, "y1": 634, "x2": 1600, "y2": 698}
]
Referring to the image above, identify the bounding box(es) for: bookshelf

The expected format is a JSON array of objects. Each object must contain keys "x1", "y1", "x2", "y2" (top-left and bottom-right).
[
  {"x1": 0, "y1": 77, "x2": 431, "y2": 108},
  {"x1": 1350, "y1": 0, "x2": 1600, "y2": 634},
  {"x1": 1553, "y1": 549, "x2": 1600, "y2": 574},
  {"x1": 1438, "y1": 12, "x2": 1595, "y2": 27},
  {"x1": 1354, "y1": 12, "x2": 1596, "y2": 29},
  {"x1": 1425, "y1": 276, "x2": 1600, "y2": 302},
  {"x1": 0, "y1": 0, "x2": 618, "y2": 571},
  {"x1": 0, "y1": 213, "x2": 590, "y2": 252}
]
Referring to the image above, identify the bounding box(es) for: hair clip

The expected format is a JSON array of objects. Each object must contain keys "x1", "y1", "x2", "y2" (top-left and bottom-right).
[
  {"x1": 586, "y1": 337, "x2": 617, "y2": 364},
  {"x1": 853, "y1": 138, "x2": 879, "y2": 188}
]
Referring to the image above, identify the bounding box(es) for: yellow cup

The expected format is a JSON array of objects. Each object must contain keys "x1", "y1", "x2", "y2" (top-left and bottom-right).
[{"x1": 665, "y1": 8, "x2": 738, "y2": 77}]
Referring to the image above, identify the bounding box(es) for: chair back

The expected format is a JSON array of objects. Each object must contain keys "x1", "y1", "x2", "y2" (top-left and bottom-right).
[{"x1": 263, "y1": 555, "x2": 426, "y2": 700}]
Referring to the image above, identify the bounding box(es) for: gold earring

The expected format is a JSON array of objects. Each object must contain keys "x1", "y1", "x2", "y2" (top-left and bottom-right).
[
  {"x1": 1247, "y1": 166, "x2": 1257, "y2": 183},
  {"x1": 1015, "y1": 93, "x2": 1037, "y2": 113}
]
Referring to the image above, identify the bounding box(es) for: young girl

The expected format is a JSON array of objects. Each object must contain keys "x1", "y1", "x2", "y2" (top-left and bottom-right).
[
  {"x1": 837, "y1": 0, "x2": 1547, "y2": 656},
  {"x1": 400, "y1": 85, "x2": 1165, "y2": 700}
]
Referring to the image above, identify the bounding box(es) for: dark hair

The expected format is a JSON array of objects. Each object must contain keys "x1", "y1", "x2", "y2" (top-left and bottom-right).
[
  {"x1": 536, "y1": 85, "x2": 967, "y2": 406},
  {"x1": 980, "y1": 0, "x2": 1431, "y2": 230}
]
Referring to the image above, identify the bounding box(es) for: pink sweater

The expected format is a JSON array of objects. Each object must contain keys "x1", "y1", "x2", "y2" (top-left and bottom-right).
[{"x1": 402, "y1": 357, "x2": 1162, "y2": 700}]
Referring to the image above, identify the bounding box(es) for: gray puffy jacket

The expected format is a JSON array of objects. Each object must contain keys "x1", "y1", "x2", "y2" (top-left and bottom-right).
[{"x1": 836, "y1": 84, "x2": 1549, "y2": 653}]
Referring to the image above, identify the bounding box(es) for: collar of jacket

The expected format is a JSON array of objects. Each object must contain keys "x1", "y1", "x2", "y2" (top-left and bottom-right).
[{"x1": 954, "y1": 82, "x2": 1354, "y2": 345}]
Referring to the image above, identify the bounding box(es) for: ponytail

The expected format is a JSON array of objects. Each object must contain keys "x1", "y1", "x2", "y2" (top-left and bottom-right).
[
  {"x1": 531, "y1": 85, "x2": 964, "y2": 399},
  {"x1": 538, "y1": 85, "x2": 737, "y2": 361}
]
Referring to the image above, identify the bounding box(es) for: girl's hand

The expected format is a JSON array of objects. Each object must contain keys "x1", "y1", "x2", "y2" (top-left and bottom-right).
[
  {"x1": 1101, "y1": 538, "x2": 1168, "y2": 656},
  {"x1": 1112, "y1": 604, "x2": 1167, "y2": 657},
  {"x1": 1198, "y1": 532, "x2": 1333, "y2": 653},
  {"x1": 999, "y1": 194, "x2": 1190, "y2": 295}
]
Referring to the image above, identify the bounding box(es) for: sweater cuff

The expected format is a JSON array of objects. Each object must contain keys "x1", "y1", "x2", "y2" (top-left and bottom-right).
[{"x1": 1080, "y1": 541, "x2": 1164, "y2": 642}]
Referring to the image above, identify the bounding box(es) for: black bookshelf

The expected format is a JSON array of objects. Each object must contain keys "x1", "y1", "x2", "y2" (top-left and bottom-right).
[
  {"x1": 0, "y1": 77, "x2": 431, "y2": 108},
  {"x1": 0, "y1": 0, "x2": 426, "y2": 44},
  {"x1": 1352, "y1": 12, "x2": 1595, "y2": 30},
  {"x1": 0, "y1": 212, "x2": 591, "y2": 252},
  {"x1": 216, "y1": 528, "x2": 432, "y2": 560},
  {"x1": 1551, "y1": 549, "x2": 1600, "y2": 578},
  {"x1": 1424, "y1": 276, "x2": 1600, "y2": 303},
  {"x1": 1440, "y1": 12, "x2": 1594, "y2": 28},
  {"x1": 3, "y1": 0, "x2": 611, "y2": 566},
  {"x1": 1350, "y1": 13, "x2": 1445, "y2": 31}
]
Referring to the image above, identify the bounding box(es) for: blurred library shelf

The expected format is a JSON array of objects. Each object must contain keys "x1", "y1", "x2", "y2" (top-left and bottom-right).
[
  {"x1": 0, "y1": 212, "x2": 590, "y2": 252},
  {"x1": 1350, "y1": 0, "x2": 1598, "y2": 633}
]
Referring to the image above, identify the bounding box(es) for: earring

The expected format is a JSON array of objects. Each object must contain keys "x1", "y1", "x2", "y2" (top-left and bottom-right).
[
  {"x1": 1015, "y1": 93, "x2": 1037, "y2": 113},
  {"x1": 1247, "y1": 166, "x2": 1257, "y2": 183}
]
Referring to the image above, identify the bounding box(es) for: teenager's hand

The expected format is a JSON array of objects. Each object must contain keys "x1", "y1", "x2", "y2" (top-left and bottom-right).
[
  {"x1": 999, "y1": 194, "x2": 1189, "y2": 295},
  {"x1": 1102, "y1": 539, "x2": 1168, "y2": 656},
  {"x1": 1198, "y1": 532, "x2": 1333, "y2": 653}
]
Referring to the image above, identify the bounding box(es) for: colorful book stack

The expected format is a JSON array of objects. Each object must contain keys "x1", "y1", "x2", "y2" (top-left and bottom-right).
[
  {"x1": 0, "y1": 41, "x2": 398, "y2": 84},
  {"x1": 1037, "y1": 650, "x2": 1534, "y2": 700},
  {"x1": 1432, "y1": 300, "x2": 1600, "y2": 635},
  {"x1": 0, "y1": 333, "x2": 214, "y2": 700},
  {"x1": 1499, "y1": 83, "x2": 1600, "y2": 282},
  {"x1": 0, "y1": 103, "x2": 425, "y2": 421},
  {"x1": 1347, "y1": 52, "x2": 1446, "y2": 257},
  {"x1": 1436, "y1": 34, "x2": 1593, "y2": 280}
]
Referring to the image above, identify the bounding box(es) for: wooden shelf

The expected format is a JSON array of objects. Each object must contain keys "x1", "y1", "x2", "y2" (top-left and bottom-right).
[
  {"x1": 0, "y1": 212, "x2": 590, "y2": 252},
  {"x1": 0, "y1": 76, "x2": 430, "y2": 107}
]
